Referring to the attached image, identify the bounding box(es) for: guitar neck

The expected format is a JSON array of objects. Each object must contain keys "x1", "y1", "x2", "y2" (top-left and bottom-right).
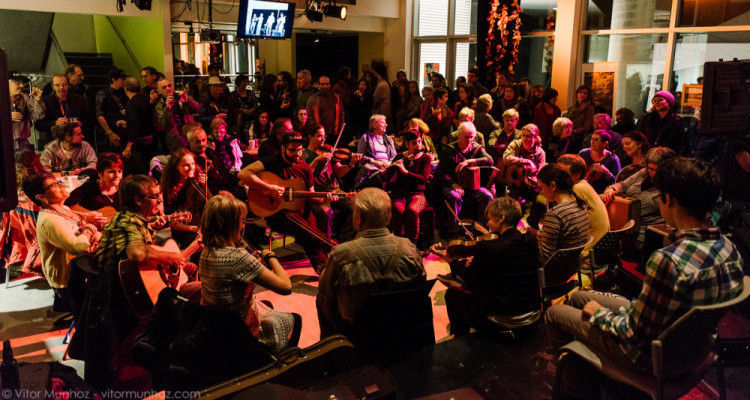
[{"x1": 289, "y1": 191, "x2": 348, "y2": 199}]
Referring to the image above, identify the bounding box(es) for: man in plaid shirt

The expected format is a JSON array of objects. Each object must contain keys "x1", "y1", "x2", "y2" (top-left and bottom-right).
[{"x1": 546, "y1": 157, "x2": 744, "y2": 395}]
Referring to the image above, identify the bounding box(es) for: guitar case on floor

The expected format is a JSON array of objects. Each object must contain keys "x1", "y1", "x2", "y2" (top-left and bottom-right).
[{"x1": 192, "y1": 335, "x2": 396, "y2": 400}]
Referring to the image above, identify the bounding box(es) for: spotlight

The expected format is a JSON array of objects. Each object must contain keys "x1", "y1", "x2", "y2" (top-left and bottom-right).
[
  {"x1": 305, "y1": 8, "x2": 324, "y2": 22},
  {"x1": 323, "y1": 5, "x2": 347, "y2": 20}
]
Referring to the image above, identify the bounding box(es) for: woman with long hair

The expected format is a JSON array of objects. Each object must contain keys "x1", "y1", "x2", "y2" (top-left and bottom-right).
[
  {"x1": 275, "y1": 71, "x2": 295, "y2": 120},
  {"x1": 249, "y1": 109, "x2": 271, "y2": 141},
  {"x1": 536, "y1": 164, "x2": 590, "y2": 262},
  {"x1": 199, "y1": 194, "x2": 300, "y2": 352},
  {"x1": 293, "y1": 107, "x2": 310, "y2": 135},
  {"x1": 161, "y1": 148, "x2": 209, "y2": 250}
]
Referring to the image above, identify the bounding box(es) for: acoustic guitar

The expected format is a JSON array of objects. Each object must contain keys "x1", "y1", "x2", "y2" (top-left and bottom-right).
[
  {"x1": 117, "y1": 212, "x2": 197, "y2": 317},
  {"x1": 70, "y1": 205, "x2": 117, "y2": 221},
  {"x1": 119, "y1": 237, "x2": 204, "y2": 318},
  {"x1": 247, "y1": 171, "x2": 354, "y2": 217}
]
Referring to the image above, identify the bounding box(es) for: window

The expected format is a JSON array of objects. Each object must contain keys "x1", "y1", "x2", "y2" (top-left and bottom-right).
[
  {"x1": 414, "y1": 0, "x2": 555, "y2": 89},
  {"x1": 586, "y1": 0, "x2": 672, "y2": 30},
  {"x1": 679, "y1": 0, "x2": 750, "y2": 27}
]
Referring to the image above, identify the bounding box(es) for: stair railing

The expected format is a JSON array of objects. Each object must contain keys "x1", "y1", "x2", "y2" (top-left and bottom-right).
[{"x1": 106, "y1": 16, "x2": 142, "y2": 72}]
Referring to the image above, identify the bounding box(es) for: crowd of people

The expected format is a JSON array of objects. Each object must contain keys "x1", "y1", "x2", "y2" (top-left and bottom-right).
[{"x1": 4, "y1": 61, "x2": 746, "y2": 395}]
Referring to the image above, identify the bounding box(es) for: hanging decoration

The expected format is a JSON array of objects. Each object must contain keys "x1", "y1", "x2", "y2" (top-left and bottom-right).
[{"x1": 483, "y1": 0, "x2": 523, "y2": 78}]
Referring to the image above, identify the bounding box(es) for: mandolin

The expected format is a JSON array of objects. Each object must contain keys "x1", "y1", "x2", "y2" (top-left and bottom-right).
[
  {"x1": 247, "y1": 171, "x2": 355, "y2": 217},
  {"x1": 70, "y1": 205, "x2": 192, "y2": 227}
]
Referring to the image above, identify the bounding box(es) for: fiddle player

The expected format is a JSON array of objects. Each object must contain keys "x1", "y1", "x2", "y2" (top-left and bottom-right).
[
  {"x1": 435, "y1": 121, "x2": 494, "y2": 238},
  {"x1": 303, "y1": 124, "x2": 362, "y2": 242},
  {"x1": 161, "y1": 148, "x2": 208, "y2": 255},
  {"x1": 430, "y1": 197, "x2": 540, "y2": 336},
  {"x1": 384, "y1": 129, "x2": 432, "y2": 246},
  {"x1": 185, "y1": 122, "x2": 246, "y2": 200},
  {"x1": 238, "y1": 132, "x2": 337, "y2": 274}
]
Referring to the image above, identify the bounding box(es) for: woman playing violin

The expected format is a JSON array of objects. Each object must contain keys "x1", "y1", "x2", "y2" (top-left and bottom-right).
[
  {"x1": 385, "y1": 130, "x2": 431, "y2": 246},
  {"x1": 303, "y1": 124, "x2": 361, "y2": 241},
  {"x1": 161, "y1": 148, "x2": 210, "y2": 251},
  {"x1": 430, "y1": 197, "x2": 540, "y2": 336}
]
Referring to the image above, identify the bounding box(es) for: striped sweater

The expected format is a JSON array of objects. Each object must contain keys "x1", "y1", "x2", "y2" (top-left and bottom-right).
[{"x1": 537, "y1": 200, "x2": 590, "y2": 262}]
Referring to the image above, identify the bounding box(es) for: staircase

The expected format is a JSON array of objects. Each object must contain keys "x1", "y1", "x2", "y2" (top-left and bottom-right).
[{"x1": 64, "y1": 52, "x2": 116, "y2": 94}]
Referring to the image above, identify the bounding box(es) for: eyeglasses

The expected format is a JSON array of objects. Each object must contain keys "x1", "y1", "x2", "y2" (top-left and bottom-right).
[
  {"x1": 43, "y1": 181, "x2": 64, "y2": 192},
  {"x1": 591, "y1": 137, "x2": 603, "y2": 142},
  {"x1": 139, "y1": 193, "x2": 164, "y2": 202}
]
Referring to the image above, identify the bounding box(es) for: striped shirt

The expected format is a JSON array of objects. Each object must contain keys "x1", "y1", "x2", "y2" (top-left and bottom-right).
[
  {"x1": 537, "y1": 200, "x2": 590, "y2": 262},
  {"x1": 591, "y1": 227, "x2": 745, "y2": 364}
]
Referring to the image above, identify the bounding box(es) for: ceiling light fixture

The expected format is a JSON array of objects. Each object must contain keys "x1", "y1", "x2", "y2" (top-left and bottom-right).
[{"x1": 323, "y1": 4, "x2": 347, "y2": 20}]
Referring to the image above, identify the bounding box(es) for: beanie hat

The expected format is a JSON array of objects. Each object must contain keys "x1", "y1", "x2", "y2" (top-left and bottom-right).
[{"x1": 654, "y1": 90, "x2": 675, "y2": 107}]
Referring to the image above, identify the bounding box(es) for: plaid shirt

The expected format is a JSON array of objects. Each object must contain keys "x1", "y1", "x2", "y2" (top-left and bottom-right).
[
  {"x1": 591, "y1": 227, "x2": 745, "y2": 364},
  {"x1": 95, "y1": 210, "x2": 154, "y2": 275}
]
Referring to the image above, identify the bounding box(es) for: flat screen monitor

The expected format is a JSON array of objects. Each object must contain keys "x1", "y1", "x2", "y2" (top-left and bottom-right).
[{"x1": 237, "y1": 1, "x2": 295, "y2": 39}]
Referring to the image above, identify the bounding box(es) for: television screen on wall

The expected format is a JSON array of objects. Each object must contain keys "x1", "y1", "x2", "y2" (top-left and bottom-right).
[{"x1": 237, "y1": 1, "x2": 295, "y2": 39}]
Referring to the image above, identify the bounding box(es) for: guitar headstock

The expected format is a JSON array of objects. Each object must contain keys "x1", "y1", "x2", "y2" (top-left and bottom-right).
[{"x1": 168, "y1": 211, "x2": 193, "y2": 224}]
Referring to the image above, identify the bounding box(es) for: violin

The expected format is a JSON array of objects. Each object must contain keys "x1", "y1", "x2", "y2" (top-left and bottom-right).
[
  {"x1": 182, "y1": 177, "x2": 212, "y2": 224},
  {"x1": 445, "y1": 233, "x2": 500, "y2": 259},
  {"x1": 316, "y1": 144, "x2": 360, "y2": 165}
]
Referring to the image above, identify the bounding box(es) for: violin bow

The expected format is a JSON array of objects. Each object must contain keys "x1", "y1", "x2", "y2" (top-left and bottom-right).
[
  {"x1": 322, "y1": 122, "x2": 347, "y2": 172},
  {"x1": 443, "y1": 199, "x2": 475, "y2": 240}
]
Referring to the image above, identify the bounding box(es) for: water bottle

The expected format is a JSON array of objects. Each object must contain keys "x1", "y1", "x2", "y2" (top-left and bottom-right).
[{"x1": 1, "y1": 340, "x2": 20, "y2": 390}]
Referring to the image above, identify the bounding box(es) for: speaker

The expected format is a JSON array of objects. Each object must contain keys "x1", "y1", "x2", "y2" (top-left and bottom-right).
[
  {"x1": 700, "y1": 60, "x2": 750, "y2": 135},
  {"x1": 0, "y1": 49, "x2": 19, "y2": 212}
]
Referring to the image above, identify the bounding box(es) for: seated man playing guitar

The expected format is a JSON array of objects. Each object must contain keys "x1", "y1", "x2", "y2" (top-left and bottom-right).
[
  {"x1": 95, "y1": 174, "x2": 200, "y2": 316},
  {"x1": 239, "y1": 132, "x2": 338, "y2": 274},
  {"x1": 73, "y1": 174, "x2": 198, "y2": 389}
]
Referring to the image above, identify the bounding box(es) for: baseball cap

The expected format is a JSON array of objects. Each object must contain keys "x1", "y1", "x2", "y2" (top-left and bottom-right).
[{"x1": 9, "y1": 71, "x2": 30, "y2": 83}]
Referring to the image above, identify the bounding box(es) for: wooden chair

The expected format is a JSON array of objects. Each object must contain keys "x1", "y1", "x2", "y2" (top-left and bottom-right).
[
  {"x1": 538, "y1": 237, "x2": 594, "y2": 311},
  {"x1": 553, "y1": 275, "x2": 750, "y2": 400},
  {"x1": 584, "y1": 220, "x2": 635, "y2": 290}
]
